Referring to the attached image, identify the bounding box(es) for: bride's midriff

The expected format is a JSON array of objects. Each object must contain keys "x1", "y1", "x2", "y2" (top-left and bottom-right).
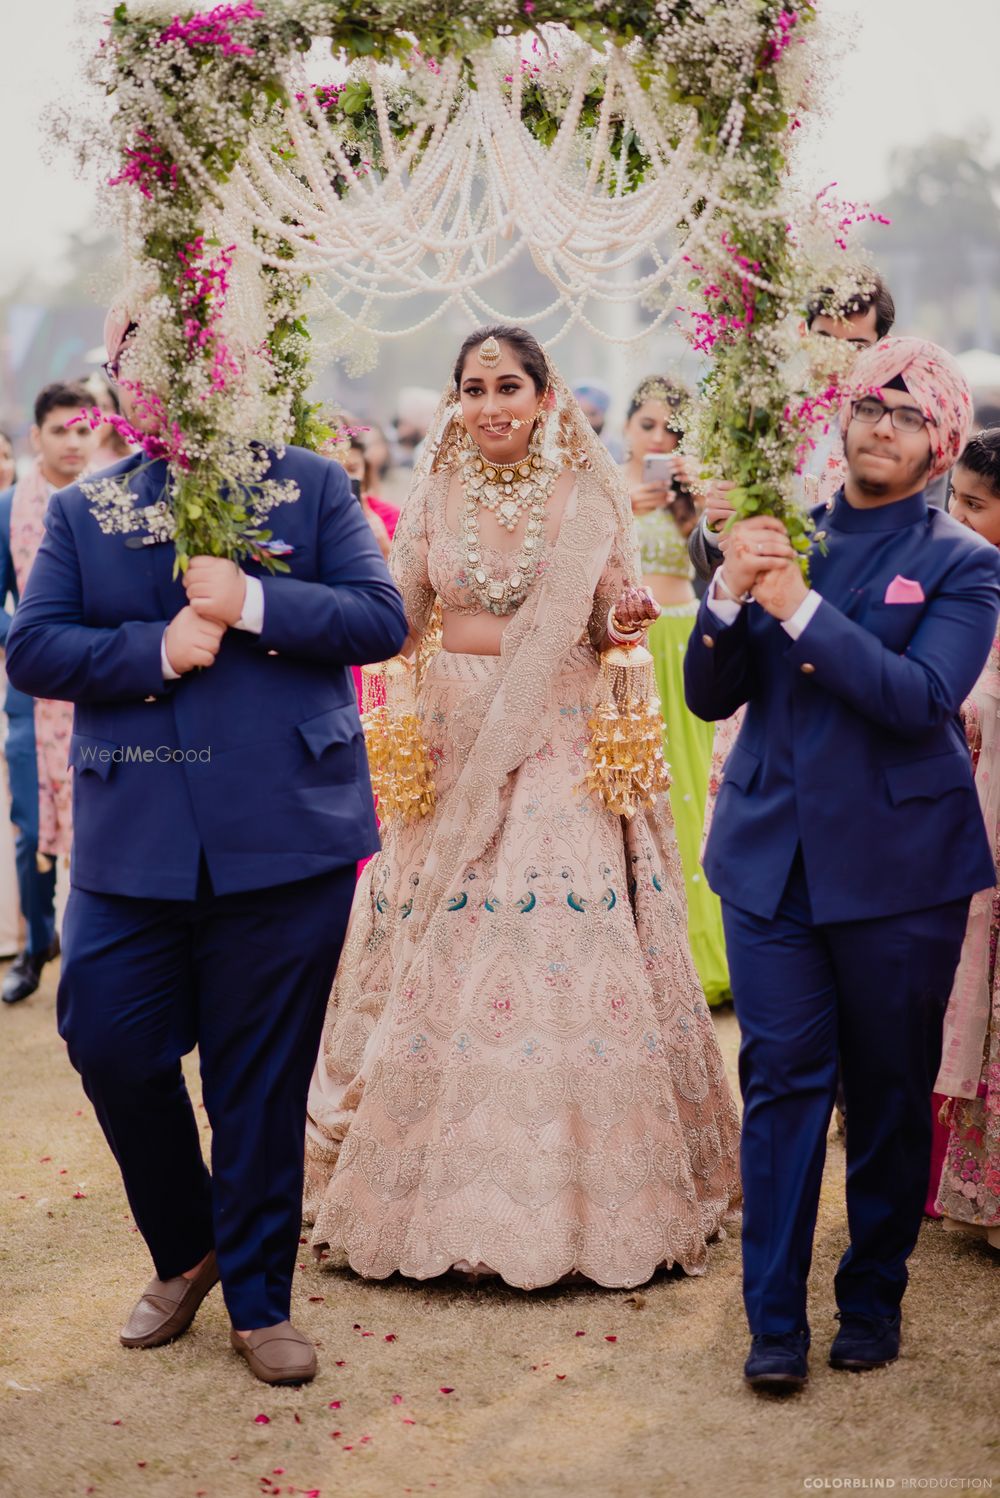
[{"x1": 441, "y1": 609, "x2": 511, "y2": 656}]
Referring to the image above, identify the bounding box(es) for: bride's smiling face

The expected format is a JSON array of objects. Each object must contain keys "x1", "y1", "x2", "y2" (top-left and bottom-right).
[{"x1": 458, "y1": 345, "x2": 542, "y2": 463}]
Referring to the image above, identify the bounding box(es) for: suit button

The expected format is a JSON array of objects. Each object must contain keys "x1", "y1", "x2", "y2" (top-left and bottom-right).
[
  {"x1": 701, "y1": 634, "x2": 715, "y2": 649},
  {"x1": 267, "y1": 649, "x2": 279, "y2": 657},
  {"x1": 800, "y1": 663, "x2": 816, "y2": 674},
  {"x1": 144, "y1": 695, "x2": 157, "y2": 703}
]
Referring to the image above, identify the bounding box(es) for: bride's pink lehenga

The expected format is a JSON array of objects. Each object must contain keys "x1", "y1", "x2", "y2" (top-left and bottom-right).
[{"x1": 304, "y1": 441, "x2": 740, "y2": 1290}]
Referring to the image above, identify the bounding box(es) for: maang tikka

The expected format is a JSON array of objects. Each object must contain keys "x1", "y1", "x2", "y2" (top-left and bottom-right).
[{"x1": 477, "y1": 335, "x2": 501, "y2": 368}]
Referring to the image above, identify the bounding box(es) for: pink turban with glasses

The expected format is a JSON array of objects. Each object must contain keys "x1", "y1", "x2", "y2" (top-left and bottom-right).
[{"x1": 839, "y1": 335, "x2": 973, "y2": 481}]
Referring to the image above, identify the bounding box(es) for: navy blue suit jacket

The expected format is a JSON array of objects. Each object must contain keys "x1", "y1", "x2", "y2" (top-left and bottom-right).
[
  {"x1": 684, "y1": 488, "x2": 1000, "y2": 924},
  {"x1": 5, "y1": 448, "x2": 408, "y2": 899}
]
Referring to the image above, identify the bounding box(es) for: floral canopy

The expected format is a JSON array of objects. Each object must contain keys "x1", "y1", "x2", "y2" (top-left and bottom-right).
[{"x1": 87, "y1": 1, "x2": 869, "y2": 565}]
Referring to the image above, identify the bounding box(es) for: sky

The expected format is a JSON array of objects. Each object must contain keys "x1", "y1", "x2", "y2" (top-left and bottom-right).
[{"x1": 0, "y1": 0, "x2": 998, "y2": 294}]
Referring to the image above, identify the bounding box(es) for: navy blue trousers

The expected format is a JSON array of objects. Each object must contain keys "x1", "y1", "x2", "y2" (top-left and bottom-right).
[
  {"x1": 722, "y1": 854, "x2": 969, "y2": 1336},
  {"x1": 57, "y1": 861, "x2": 356, "y2": 1330},
  {"x1": 5, "y1": 710, "x2": 57, "y2": 956}
]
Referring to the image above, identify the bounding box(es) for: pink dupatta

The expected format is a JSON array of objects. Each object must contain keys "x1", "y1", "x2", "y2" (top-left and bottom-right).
[{"x1": 9, "y1": 462, "x2": 74, "y2": 860}]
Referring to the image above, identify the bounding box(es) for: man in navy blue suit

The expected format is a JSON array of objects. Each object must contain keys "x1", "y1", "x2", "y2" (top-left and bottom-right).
[
  {"x1": 684, "y1": 337, "x2": 1000, "y2": 1393},
  {"x1": 6, "y1": 315, "x2": 408, "y2": 1385}
]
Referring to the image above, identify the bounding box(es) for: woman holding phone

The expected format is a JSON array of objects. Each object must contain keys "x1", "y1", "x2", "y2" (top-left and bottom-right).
[{"x1": 622, "y1": 376, "x2": 730, "y2": 1005}]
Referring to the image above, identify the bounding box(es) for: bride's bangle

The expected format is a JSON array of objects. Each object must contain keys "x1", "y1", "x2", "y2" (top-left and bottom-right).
[{"x1": 606, "y1": 605, "x2": 644, "y2": 645}]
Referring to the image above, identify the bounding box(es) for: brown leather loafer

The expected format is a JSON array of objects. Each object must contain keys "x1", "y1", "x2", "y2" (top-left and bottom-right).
[
  {"x1": 230, "y1": 1321, "x2": 317, "y2": 1385},
  {"x1": 120, "y1": 1251, "x2": 219, "y2": 1349}
]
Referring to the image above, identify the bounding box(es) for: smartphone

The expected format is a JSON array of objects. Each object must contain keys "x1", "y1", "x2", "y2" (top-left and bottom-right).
[{"x1": 642, "y1": 453, "x2": 675, "y2": 487}]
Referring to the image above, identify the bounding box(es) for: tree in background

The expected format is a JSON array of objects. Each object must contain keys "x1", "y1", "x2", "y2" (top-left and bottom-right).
[{"x1": 873, "y1": 126, "x2": 1000, "y2": 349}]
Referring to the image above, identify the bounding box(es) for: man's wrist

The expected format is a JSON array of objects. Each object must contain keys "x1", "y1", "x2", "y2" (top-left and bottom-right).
[
  {"x1": 715, "y1": 570, "x2": 751, "y2": 605},
  {"x1": 234, "y1": 573, "x2": 264, "y2": 634},
  {"x1": 780, "y1": 588, "x2": 821, "y2": 639},
  {"x1": 161, "y1": 628, "x2": 181, "y2": 681}
]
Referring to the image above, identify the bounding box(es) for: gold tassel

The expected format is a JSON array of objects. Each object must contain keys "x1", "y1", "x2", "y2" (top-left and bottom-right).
[
  {"x1": 360, "y1": 655, "x2": 436, "y2": 825},
  {"x1": 583, "y1": 644, "x2": 671, "y2": 818}
]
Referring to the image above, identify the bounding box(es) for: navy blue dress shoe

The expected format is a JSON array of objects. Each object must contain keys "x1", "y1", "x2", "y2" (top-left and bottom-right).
[
  {"x1": 829, "y1": 1310, "x2": 901, "y2": 1371},
  {"x1": 744, "y1": 1330, "x2": 810, "y2": 1393}
]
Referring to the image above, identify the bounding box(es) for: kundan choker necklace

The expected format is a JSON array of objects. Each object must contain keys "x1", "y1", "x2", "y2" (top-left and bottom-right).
[{"x1": 459, "y1": 427, "x2": 559, "y2": 614}]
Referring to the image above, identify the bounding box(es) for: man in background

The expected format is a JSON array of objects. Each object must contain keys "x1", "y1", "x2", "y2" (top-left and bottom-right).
[
  {"x1": 0, "y1": 381, "x2": 94, "y2": 1004},
  {"x1": 574, "y1": 380, "x2": 624, "y2": 462}
]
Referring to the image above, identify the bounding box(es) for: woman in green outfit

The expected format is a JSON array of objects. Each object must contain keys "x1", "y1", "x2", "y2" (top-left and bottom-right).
[{"x1": 621, "y1": 376, "x2": 731, "y2": 1005}]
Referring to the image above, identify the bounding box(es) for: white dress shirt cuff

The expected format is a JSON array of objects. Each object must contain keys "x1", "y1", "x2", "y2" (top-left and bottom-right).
[
  {"x1": 161, "y1": 631, "x2": 181, "y2": 682},
  {"x1": 233, "y1": 574, "x2": 264, "y2": 634},
  {"x1": 702, "y1": 512, "x2": 725, "y2": 549},
  {"x1": 704, "y1": 570, "x2": 744, "y2": 627},
  {"x1": 780, "y1": 588, "x2": 822, "y2": 641}
]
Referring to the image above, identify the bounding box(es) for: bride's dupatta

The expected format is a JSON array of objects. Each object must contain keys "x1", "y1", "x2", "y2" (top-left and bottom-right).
[{"x1": 389, "y1": 469, "x2": 635, "y2": 971}]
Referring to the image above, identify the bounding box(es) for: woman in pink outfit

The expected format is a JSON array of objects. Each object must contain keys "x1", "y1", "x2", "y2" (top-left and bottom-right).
[
  {"x1": 932, "y1": 427, "x2": 1000, "y2": 1246},
  {"x1": 304, "y1": 326, "x2": 739, "y2": 1290}
]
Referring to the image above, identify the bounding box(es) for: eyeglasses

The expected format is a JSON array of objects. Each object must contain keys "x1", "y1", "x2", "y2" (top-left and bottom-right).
[
  {"x1": 850, "y1": 397, "x2": 928, "y2": 434},
  {"x1": 101, "y1": 322, "x2": 139, "y2": 384}
]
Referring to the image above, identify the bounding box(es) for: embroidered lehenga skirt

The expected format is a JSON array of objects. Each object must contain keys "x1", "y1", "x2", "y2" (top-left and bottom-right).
[{"x1": 304, "y1": 644, "x2": 740, "y2": 1289}]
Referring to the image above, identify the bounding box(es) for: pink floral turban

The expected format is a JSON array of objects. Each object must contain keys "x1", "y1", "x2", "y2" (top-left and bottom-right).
[
  {"x1": 103, "y1": 303, "x2": 134, "y2": 364},
  {"x1": 840, "y1": 336, "x2": 973, "y2": 481}
]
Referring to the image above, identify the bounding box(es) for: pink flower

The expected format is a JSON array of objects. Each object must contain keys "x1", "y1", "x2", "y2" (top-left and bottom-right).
[{"x1": 158, "y1": 2, "x2": 264, "y2": 59}]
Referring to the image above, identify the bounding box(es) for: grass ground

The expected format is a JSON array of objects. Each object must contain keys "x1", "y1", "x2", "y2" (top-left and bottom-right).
[{"x1": 2, "y1": 964, "x2": 998, "y2": 1498}]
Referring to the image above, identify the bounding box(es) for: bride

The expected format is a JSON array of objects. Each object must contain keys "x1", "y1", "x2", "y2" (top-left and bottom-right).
[{"x1": 304, "y1": 326, "x2": 739, "y2": 1289}]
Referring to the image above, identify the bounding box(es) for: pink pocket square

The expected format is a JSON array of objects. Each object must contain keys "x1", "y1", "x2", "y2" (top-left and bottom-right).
[{"x1": 883, "y1": 575, "x2": 925, "y2": 605}]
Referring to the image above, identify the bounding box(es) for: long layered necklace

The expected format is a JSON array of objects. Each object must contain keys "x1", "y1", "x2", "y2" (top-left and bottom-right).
[{"x1": 459, "y1": 429, "x2": 559, "y2": 615}]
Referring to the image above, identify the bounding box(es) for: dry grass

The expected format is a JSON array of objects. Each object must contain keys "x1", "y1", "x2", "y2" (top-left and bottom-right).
[{"x1": 2, "y1": 964, "x2": 998, "y2": 1498}]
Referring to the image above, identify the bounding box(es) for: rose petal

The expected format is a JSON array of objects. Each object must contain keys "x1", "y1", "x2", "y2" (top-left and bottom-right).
[
  {"x1": 334, "y1": 1360, "x2": 346, "y2": 1367},
  {"x1": 384, "y1": 1333, "x2": 397, "y2": 1342},
  {"x1": 293, "y1": 1413, "x2": 302, "y2": 1424},
  {"x1": 556, "y1": 1374, "x2": 566, "y2": 1380},
  {"x1": 328, "y1": 1400, "x2": 342, "y2": 1409},
  {"x1": 575, "y1": 1330, "x2": 586, "y2": 1337},
  {"x1": 392, "y1": 1394, "x2": 403, "y2": 1405},
  {"x1": 438, "y1": 1387, "x2": 454, "y2": 1395},
  {"x1": 254, "y1": 1414, "x2": 270, "y2": 1424},
  {"x1": 605, "y1": 1335, "x2": 617, "y2": 1343},
  {"x1": 308, "y1": 1296, "x2": 324, "y2": 1303},
  {"x1": 402, "y1": 1418, "x2": 416, "y2": 1425},
  {"x1": 73, "y1": 1191, "x2": 87, "y2": 1199}
]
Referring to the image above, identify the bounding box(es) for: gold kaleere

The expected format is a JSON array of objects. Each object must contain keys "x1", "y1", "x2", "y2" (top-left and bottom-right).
[
  {"x1": 360, "y1": 655, "x2": 436, "y2": 825},
  {"x1": 583, "y1": 644, "x2": 671, "y2": 818}
]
